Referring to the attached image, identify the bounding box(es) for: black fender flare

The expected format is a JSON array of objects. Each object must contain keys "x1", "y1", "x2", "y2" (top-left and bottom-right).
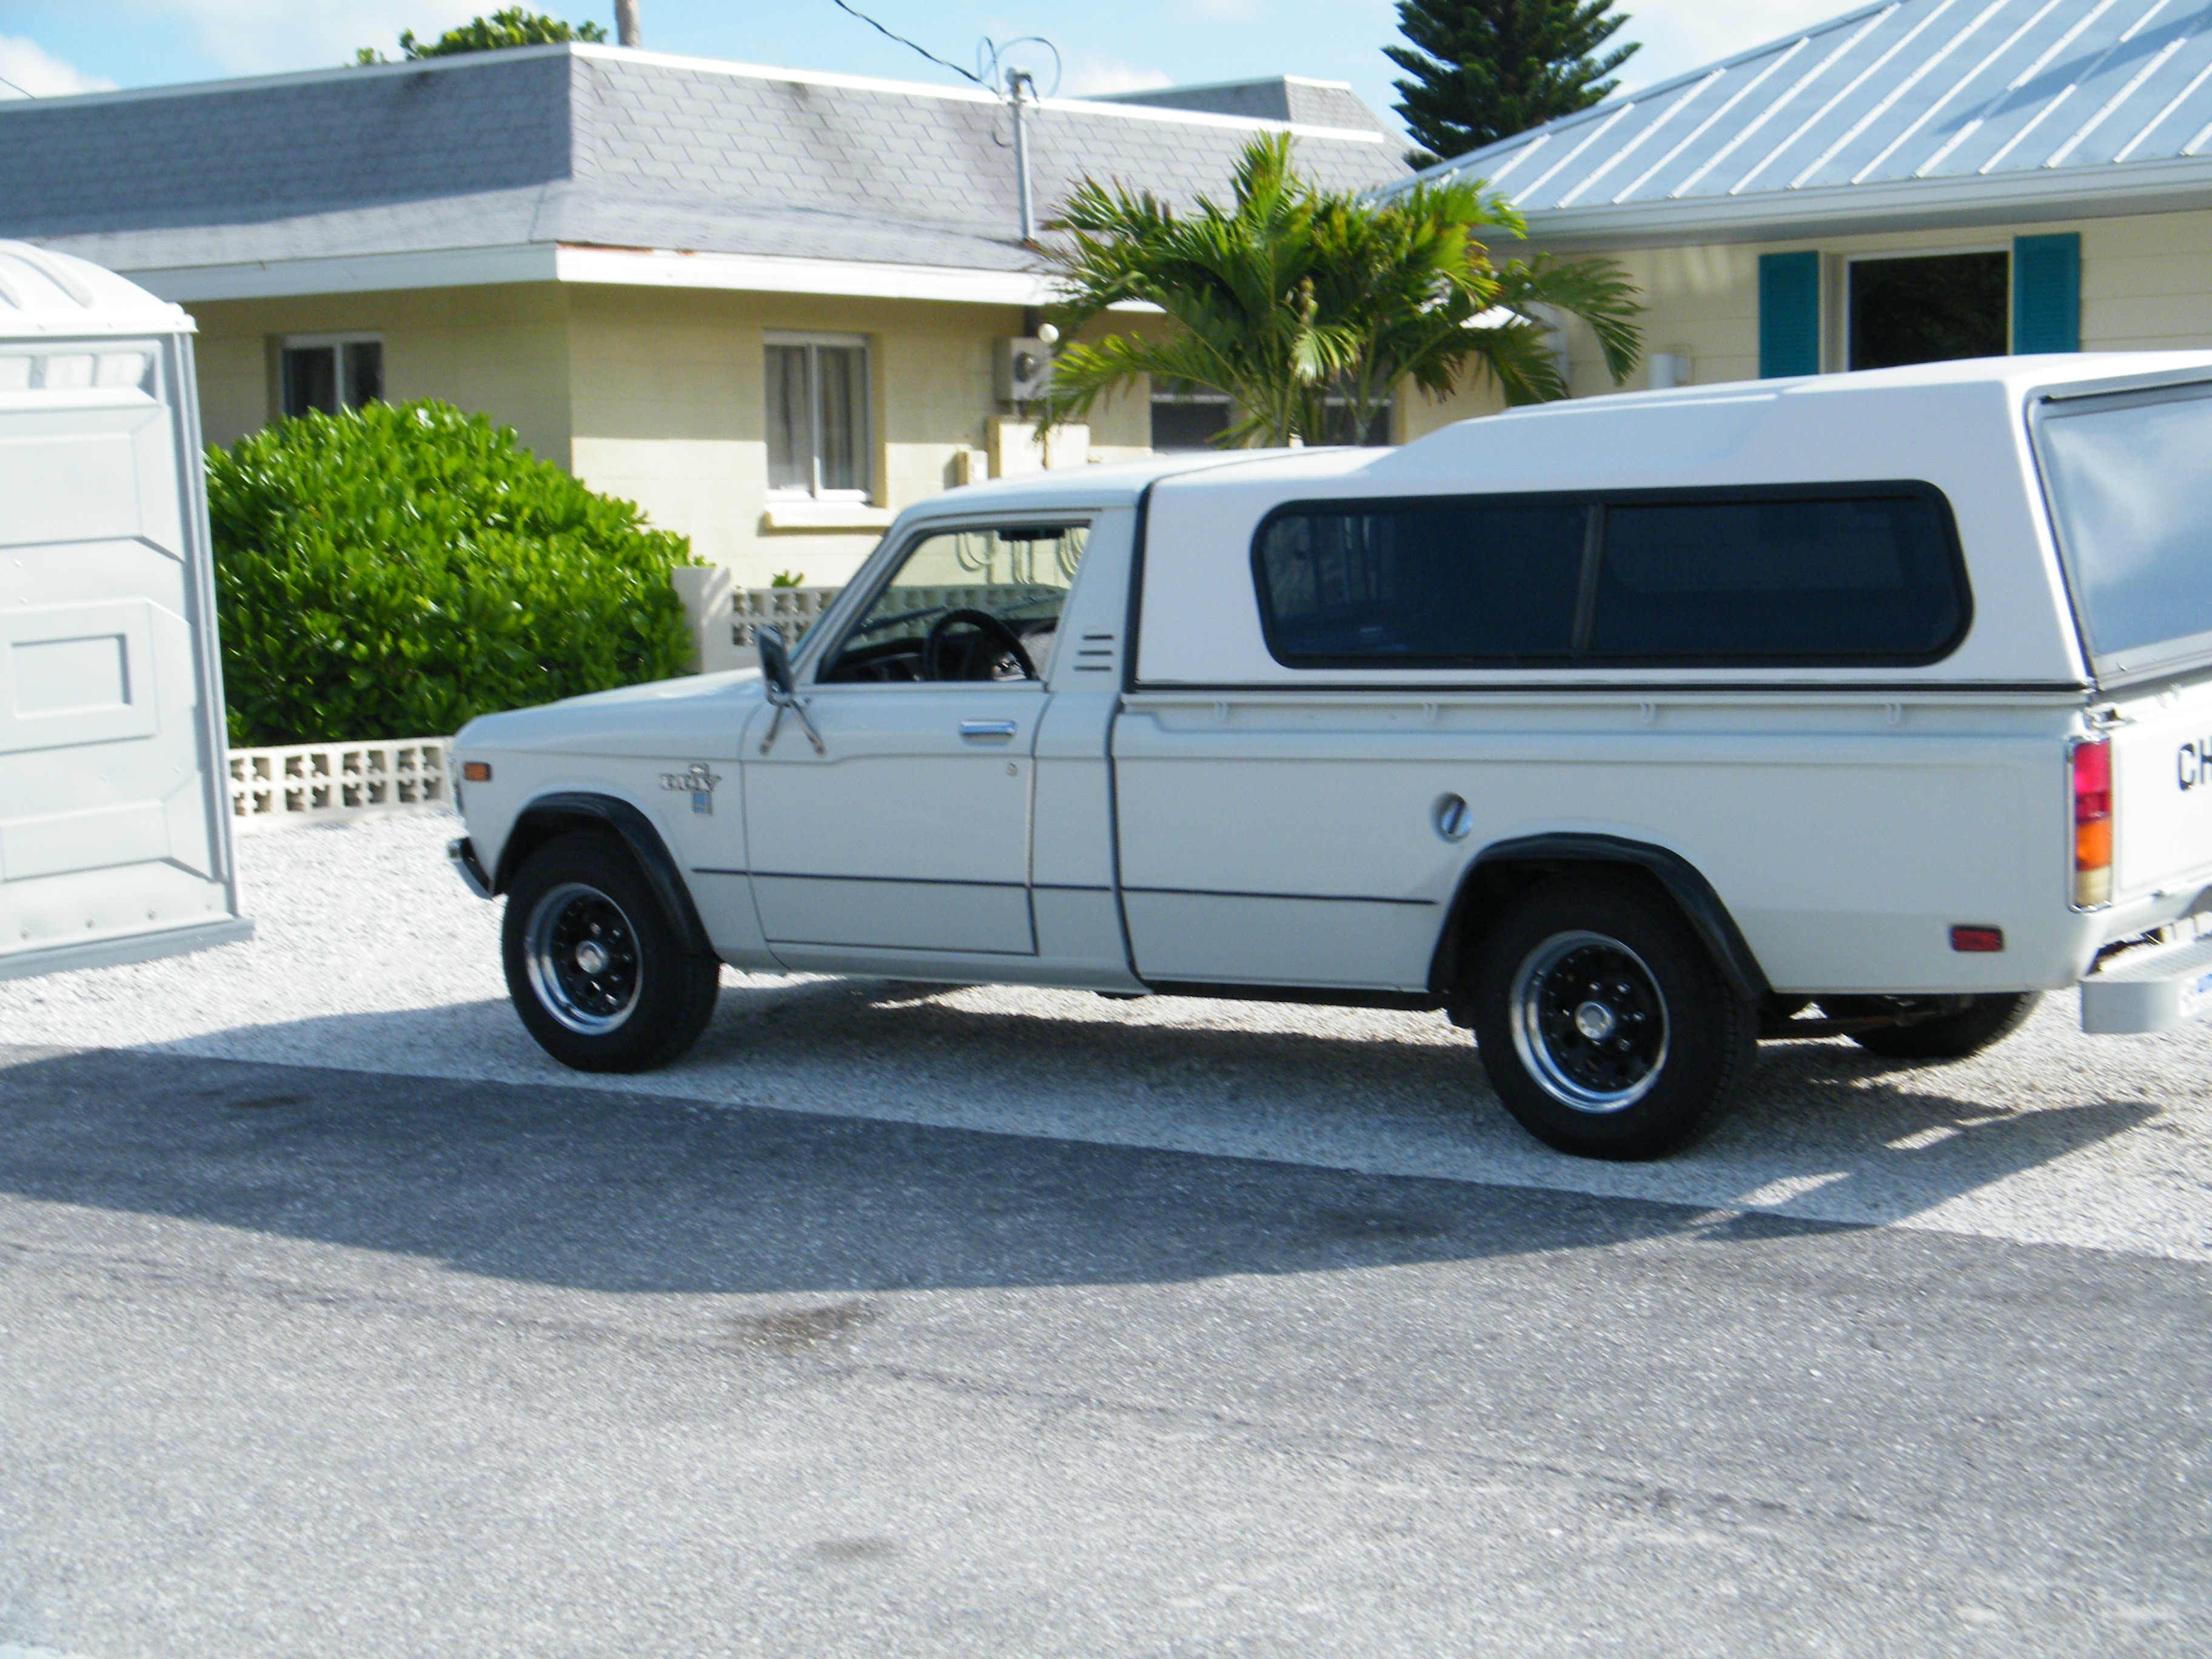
[
  {"x1": 492, "y1": 791, "x2": 714, "y2": 957},
  {"x1": 1429, "y1": 833, "x2": 1771, "y2": 1008}
]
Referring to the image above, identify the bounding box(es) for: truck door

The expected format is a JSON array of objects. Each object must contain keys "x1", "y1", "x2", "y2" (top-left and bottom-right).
[{"x1": 743, "y1": 521, "x2": 1088, "y2": 962}]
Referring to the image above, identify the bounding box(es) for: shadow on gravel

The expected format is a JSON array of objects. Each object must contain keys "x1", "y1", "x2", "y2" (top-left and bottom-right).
[{"x1": 0, "y1": 968, "x2": 2158, "y2": 1292}]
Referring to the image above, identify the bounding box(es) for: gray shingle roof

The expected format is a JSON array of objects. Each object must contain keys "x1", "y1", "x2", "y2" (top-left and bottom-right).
[
  {"x1": 0, "y1": 46, "x2": 1406, "y2": 280},
  {"x1": 1090, "y1": 76, "x2": 1389, "y2": 135},
  {"x1": 1392, "y1": 0, "x2": 2212, "y2": 241}
]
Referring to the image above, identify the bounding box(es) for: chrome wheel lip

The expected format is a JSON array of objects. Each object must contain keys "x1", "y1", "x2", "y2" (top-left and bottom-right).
[
  {"x1": 523, "y1": 880, "x2": 643, "y2": 1036},
  {"x1": 1509, "y1": 928, "x2": 1670, "y2": 1114}
]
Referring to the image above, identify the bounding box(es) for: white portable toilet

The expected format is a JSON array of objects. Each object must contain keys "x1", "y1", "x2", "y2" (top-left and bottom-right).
[{"x1": 0, "y1": 241, "x2": 249, "y2": 977}]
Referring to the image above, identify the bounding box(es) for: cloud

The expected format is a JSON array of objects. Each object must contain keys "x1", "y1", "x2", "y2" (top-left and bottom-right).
[
  {"x1": 116, "y1": 0, "x2": 492, "y2": 75},
  {"x1": 0, "y1": 34, "x2": 118, "y2": 98},
  {"x1": 1059, "y1": 53, "x2": 1174, "y2": 98}
]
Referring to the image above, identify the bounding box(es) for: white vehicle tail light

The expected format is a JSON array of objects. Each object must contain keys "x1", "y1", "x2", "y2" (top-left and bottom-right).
[{"x1": 2072, "y1": 736, "x2": 2113, "y2": 910}]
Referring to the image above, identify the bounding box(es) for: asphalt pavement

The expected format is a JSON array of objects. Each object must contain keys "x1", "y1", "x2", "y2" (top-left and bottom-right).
[{"x1": 1, "y1": 1041, "x2": 2205, "y2": 1657}]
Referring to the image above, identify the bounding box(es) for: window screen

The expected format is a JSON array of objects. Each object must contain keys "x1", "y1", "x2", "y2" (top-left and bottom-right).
[
  {"x1": 2036, "y1": 384, "x2": 2212, "y2": 672},
  {"x1": 1255, "y1": 501, "x2": 1587, "y2": 665},
  {"x1": 1151, "y1": 387, "x2": 1230, "y2": 452},
  {"x1": 765, "y1": 343, "x2": 809, "y2": 492},
  {"x1": 1848, "y1": 252, "x2": 2009, "y2": 371},
  {"x1": 765, "y1": 338, "x2": 870, "y2": 498},
  {"x1": 1589, "y1": 494, "x2": 1965, "y2": 661},
  {"x1": 280, "y1": 338, "x2": 380, "y2": 418}
]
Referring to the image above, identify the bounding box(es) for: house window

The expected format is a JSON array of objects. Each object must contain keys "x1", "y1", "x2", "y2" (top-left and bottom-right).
[
  {"x1": 1320, "y1": 396, "x2": 1393, "y2": 447},
  {"x1": 1151, "y1": 380, "x2": 1232, "y2": 451},
  {"x1": 1151, "y1": 380, "x2": 1393, "y2": 451},
  {"x1": 281, "y1": 334, "x2": 382, "y2": 418},
  {"x1": 1848, "y1": 252, "x2": 2009, "y2": 372},
  {"x1": 766, "y1": 333, "x2": 871, "y2": 498}
]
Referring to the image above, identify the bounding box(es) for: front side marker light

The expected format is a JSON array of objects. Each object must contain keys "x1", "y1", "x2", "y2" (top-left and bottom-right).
[
  {"x1": 461, "y1": 761, "x2": 493, "y2": 783},
  {"x1": 2072, "y1": 736, "x2": 2113, "y2": 910}
]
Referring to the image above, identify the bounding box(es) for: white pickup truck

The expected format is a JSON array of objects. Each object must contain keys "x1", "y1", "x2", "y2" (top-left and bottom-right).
[{"x1": 449, "y1": 355, "x2": 2212, "y2": 1159}]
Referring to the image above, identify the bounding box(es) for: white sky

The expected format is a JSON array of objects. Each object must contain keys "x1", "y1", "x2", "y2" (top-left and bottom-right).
[{"x1": 0, "y1": 0, "x2": 1867, "y2": 126}]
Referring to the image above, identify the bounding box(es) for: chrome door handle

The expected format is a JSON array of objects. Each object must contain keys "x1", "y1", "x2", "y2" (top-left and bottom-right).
[{"x1": 960, "y1": 720, "x2": 1019, "y2": 739}]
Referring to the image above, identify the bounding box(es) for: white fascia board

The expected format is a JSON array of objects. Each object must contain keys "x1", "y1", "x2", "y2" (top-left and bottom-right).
[
  {"x1": 128, "y1": 244, "x2": 559, "y2": 303},
  {"x1": 553, "y1": 246, "x2": 1053, "y2": 304},
  {"x1": 1518, "y1": 155, "x2": 2212, "y2": 250},
  {"x1": 122, "y1": 241, "x2": 1164, "y2": 310}
]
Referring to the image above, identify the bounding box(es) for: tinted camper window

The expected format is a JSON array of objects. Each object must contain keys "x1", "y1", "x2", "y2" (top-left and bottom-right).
[
  {"x1": 1251, "y1": 486, "x2": 1967, "y2": 670},
  {"x1": 1254, "y1": 501, "x2": 1587, "y2": 665},
  {"x1": 2035, "y1": 383, "x2": 2212, "y2": 675},
  {"x1": 1590, "y1": 494, "x2": 1966, "y2": 662}
]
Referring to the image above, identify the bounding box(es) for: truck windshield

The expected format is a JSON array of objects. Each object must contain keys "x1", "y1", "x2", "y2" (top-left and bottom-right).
[{"x1": 2036, "y1": 381, "x2": 2212, "y2": 677}]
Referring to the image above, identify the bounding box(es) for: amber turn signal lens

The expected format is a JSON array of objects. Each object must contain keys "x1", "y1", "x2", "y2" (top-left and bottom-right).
[
  {"x1": 461, "y1": 761, "x2": 492, "y2": 783},
  {"x1": 2074, "y1": 817, "x2": 2111, "y2": 870}
]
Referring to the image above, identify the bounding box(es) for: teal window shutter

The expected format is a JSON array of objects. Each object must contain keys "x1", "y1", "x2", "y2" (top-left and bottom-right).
[
  {"x1": 1758, "y1": 251, "x2": 1822, "y2": 378},
  {"x1": 2013, "y1": 233, "x2": 2080, "y2": 354}
]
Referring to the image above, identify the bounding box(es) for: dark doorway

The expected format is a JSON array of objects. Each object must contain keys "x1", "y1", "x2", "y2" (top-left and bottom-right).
[{"x1": 1848, "y1": 252, "x2": 2009, "y2": 370}]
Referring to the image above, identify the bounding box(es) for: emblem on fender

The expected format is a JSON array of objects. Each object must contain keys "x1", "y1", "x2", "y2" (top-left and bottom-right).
[{"x1": 662, "y1": 763, "x2": 723, "y2": 814}]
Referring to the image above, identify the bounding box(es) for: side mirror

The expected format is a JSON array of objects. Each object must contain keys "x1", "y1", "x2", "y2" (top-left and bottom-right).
[
  {"x1": 753, "y1": 623, "x2": 825, "y2": 756},
  {"x1": 757, "y1": 624, "x2": 796, "y2": 700}
]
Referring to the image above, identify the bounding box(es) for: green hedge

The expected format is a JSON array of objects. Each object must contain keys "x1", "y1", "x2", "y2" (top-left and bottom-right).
[{"x1": 209, "y1": 401, "x2": 697, "y2": 746}]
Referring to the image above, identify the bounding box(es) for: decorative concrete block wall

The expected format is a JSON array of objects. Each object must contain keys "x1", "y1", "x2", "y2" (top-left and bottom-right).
[
  {"x1": 676, "y1": 578, "x2": 1063, "y2": 674},
  {"x1": 229, "y1": 738, "x2": 449, "y2": 834}
]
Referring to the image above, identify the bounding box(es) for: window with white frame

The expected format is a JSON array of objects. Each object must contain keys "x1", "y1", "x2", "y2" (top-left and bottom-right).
[
  {"x1": 766, "y1": 332, "x2": 871, "y2": 499},
  {"x1": 280, "y1": 333, "x2": 383, "y2": 418},
  {"x1": 1847, "y1": 250, "x2": 2008, "y2": 371},
  {"x1": 1150, "y1": 378, "x2": 1393, "y2": 451}
]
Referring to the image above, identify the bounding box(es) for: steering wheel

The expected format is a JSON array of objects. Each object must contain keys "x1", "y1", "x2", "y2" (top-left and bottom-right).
[{"x1": 922, "y1": 609, "x2": 1036, "y2": 682}]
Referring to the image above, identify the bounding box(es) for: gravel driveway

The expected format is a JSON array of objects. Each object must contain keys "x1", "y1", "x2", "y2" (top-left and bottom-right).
[{"x1": 2, "y1": 809, "x2": 2208, "y2": 1263}]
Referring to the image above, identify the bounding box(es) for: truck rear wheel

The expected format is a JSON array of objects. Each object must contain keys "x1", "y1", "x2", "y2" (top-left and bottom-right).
[
  {"x1": 1467, "y1": 875, "x2": 1755, "y2": 1161},
  {"x1": 1841, "y1": 992, "x2": 2042, "y2": 1061},
  {"x1": 501, "y1": 831, "x2": 721, "y2": 1073}
]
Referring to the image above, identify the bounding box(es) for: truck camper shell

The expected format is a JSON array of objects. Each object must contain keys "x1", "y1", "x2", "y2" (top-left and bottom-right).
[
  {"x1": 0, "y1": 241, "x2": 248, "y2": 979},
  {"x1": 1133, "y1": 355, "x2": 2212, "y2": 692}
]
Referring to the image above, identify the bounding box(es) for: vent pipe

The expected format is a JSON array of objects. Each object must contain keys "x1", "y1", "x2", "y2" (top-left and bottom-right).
[
  {"x1": 614, "y1": 0, "x2": 640, "y2": 47},
  {"x1": 1006, "y1": 67, "x2": 1037, "y2": 245}
]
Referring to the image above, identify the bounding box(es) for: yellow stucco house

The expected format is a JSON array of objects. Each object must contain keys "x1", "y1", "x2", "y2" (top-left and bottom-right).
[
  {"x1": 0, "y1": 44, "x2": 1404, "y2": 591},
  {"x1": 1391, "y1": 0, "x2": 2212, "y2": 438},
  {"x1": 13, "y1": 0, "x2": 2207, "y2": 598}
]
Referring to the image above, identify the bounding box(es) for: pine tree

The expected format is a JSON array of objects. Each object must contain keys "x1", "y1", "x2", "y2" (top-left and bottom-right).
[{"x1": 1388, "y1": 0, "x2": 1639, "y2": 167}]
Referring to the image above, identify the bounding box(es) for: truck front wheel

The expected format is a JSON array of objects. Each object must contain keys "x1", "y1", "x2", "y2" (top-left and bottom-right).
[
  {"x1": 501, "y1": 831, "x2": 721, "y2": 1073},
  {"x1": 1467, "y1": 876, "x2": 1755, "y2": 1161}
]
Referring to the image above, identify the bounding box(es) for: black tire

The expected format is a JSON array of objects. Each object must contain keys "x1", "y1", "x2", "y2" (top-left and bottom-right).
[
  {"x1": 1842, "y1": 991, "x2": 2042, "y2": 1061},
  {"x1": 500, "y1": 831, "x2": 720, "y2": 1073},
  {"x1": 1467, "y1": 875, "x2": 1756, "y2": 1161}
]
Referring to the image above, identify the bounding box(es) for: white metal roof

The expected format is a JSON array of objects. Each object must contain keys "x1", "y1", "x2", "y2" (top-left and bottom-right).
[
  {"x1": 1394, "y1": 0, "x2": 2212, "y2": 244},
  {"x1": 0, "y1": 241, "x2": 187, "y2": 338}
]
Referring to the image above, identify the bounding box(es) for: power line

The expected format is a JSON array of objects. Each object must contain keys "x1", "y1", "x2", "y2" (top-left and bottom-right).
[
  {"x1": 827, "y1": 0, "x2": 984, "y2": 84},
  {"x1": 0, "y1": 74, "x2": 37, "y2": 98}
]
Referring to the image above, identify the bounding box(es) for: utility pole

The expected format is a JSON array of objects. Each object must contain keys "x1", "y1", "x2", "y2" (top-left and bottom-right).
[{"x1": 614, "y1": 0, "x2": 640, "y2": 47}]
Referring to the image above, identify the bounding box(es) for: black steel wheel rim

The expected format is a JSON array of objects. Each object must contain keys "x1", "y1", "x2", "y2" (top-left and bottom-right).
[
  {"x1": 524, "y1": 881, "x2": 643, "y2": 1035},
  {"x1": 1509, "y1": 930, "x2": 1671, "y2": 1113}
]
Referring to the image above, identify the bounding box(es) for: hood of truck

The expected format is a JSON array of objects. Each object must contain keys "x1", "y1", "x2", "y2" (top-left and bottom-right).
[{"x1": 454, "y1": 669, "x2": 763, "y2": 757}]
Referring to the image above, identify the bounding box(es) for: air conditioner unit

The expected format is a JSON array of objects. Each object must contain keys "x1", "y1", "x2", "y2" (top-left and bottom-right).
[{"x1": 994, "y1": 336, "x2": 1054, "y2": 403}]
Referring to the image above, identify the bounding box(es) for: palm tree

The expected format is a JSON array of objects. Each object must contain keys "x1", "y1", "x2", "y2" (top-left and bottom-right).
[{"x1": 1039, "y1": 132, "x2": 1641, "y2": 449}]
